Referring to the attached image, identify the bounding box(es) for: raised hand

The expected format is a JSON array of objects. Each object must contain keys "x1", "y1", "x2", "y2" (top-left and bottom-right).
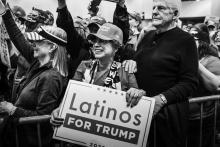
[
  {"x1": 126, "y1": 88, "x2": 146, "y2": 108},
  {"x1": 57, "y1": 0, "x2": 66, "y2": 9}
]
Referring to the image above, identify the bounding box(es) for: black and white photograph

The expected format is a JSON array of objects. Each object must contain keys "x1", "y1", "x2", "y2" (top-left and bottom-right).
[{"x1": 0, "y1": 0, "x2": 220, "y2": 147}]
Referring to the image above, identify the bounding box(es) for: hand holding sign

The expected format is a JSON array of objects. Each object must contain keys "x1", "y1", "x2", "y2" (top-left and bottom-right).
[
  {"x1": 0, "y1": 0, "x2": 6, "y2": 16},
  {"x1": 53, "y1": 80, "x2": 155, "y2": 147},
  {"x1": 50, "y1": 107, "x2": 64, "y2": 127}
]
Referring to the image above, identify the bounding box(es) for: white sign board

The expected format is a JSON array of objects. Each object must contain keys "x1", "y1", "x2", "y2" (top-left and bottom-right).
[{"x1": 53, "y1": 80, "x2": 155, "y2": 147}]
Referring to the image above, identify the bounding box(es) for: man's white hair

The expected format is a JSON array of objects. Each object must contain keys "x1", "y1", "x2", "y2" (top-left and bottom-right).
[
  {"x1": 154, "y1": 0, "x2": 182, "y2": 16},
  {"x1": 165, "y1": 0, "x2": 182, "y2": 16}
]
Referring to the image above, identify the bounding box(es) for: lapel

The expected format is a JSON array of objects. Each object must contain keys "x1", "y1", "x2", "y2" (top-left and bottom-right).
[{"x1": 17, "y1": 60, "x2": 52, "y2": 97}]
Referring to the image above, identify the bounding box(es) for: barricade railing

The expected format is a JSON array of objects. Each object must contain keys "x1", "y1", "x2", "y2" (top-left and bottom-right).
[
  {"x1": 188, "y1": 95, "x2": 220, "y2": 147},
  {"x1": 14, "y1": 115, "x2": 51, "y2": 147},
  {"x1": 11, "y1": 95, "x2": 220, "y2": 147}
]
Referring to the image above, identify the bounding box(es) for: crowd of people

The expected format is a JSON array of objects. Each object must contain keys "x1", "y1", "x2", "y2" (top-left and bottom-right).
[{"x1": 0, "y1": 0, "x2": 220, "y2": 147}]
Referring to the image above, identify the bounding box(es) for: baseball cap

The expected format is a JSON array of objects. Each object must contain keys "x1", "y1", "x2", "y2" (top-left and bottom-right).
[
  {"x1": 88, "y1": 23, "x2": 123, "y2": 45},
  {"x1": 207, "y1": 20, "x2": 215, "y2": 28},
  {"x1": 25, "y1": 26, "x2": 67, "y2": 46}
]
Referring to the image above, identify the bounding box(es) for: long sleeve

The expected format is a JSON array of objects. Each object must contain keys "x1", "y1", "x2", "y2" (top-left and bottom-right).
[
  {"x1": 135, "y1": 27, "x2": 199, "y2": 105},
  {"x1": 162, "y1": 35, "x2": 199, "y2": 105},
  {"x1": 2, "y1": 10, "x2": 34, "y2": 63},
  {"x1": 56, "y1": 6, "x2": 87, "y2": 59},
  {"x1": 113, "y1": 4, "x2": 130, "y2": 44}
]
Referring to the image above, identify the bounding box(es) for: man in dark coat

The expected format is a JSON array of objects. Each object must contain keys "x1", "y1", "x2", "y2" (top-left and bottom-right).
[{"x1": 133, "y1": 0, "x2": 199, "y2": 146}]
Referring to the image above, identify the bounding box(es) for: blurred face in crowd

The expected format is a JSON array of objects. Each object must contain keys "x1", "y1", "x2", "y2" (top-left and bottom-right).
[
  {"x1": 129, "y1": 16, "x2": 139, "y2": 28},
  {"x1": 32, "y1": 39, "x2": 56, "y2": 60},
  {"x1": 91, "y1": 38, "x2": 117, "y2": 61},
  {"x1": 152, "y1": 0, "x2": 176, "y2": 29},
  {"x1": 214, "y1": 31, "x2": 220, "y2": 46},
  {"x1": 189, "y1": 27, "x2": 199, "y2": 47}
]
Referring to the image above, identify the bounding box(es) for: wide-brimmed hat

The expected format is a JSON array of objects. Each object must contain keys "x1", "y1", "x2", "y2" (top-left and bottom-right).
[{"x1": 25, "y1": 26, "x2": 67, "y2": 46}]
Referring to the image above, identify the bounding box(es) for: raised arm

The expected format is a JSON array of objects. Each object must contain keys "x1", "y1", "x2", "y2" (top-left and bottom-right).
[
  {"x1": 113, "y1": 0, "x2": 130, "y2": 44},
  {"x1": 56, "y1": 0, "x2": 88, "y2": 59},
  {"x1": 2, "y1": 9, "x2": 34, "y2": 63}
]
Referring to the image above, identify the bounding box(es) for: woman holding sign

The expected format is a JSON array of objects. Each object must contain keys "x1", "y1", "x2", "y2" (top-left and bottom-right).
[{"x1": 51, "y1": 23, "x2": 146, "y2": 127}]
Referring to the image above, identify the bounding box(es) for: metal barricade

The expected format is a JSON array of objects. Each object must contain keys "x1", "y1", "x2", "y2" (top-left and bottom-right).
[
  {"x1": 14, "y1": 115, "x2": 51, "y2": 147},
  {"x1": 11, "y1": 95, "x2": 220, "y2": 147},
  {"x1": 188, "y1": 95, "x2": 220, "y2": 147}
]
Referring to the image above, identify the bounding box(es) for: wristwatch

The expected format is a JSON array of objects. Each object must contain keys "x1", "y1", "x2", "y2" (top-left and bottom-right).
[{"x1": 159, "y1": 94, "x2": 167, "y2": 104}]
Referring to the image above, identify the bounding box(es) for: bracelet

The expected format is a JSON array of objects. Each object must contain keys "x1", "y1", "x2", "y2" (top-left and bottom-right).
[
  {"x1": 159, "y1": 94, "x2": 167, "y2": 104},
  {"x1": 0, "y1": 10, "x2": 6, "y2": 16}
]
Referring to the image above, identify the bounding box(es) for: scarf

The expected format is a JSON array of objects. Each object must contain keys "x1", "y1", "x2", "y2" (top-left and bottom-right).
[{"x1": 83, "y1": 60, "x2": 121, "y2": 90}]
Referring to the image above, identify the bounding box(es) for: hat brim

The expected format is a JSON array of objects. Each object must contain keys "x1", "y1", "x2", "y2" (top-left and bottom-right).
[
  {"x1": 88, "y1": 33, "x2": 112, "y2": 42},
  {"x1": 208, "y1": 25, "x2": 215, "y2": 28},
  {"x1": 87, "y1": 23, "x2": 100, "y2": 28},
  {"x1": 25, "y1": 32, "x2": 44, "y2": 41}
]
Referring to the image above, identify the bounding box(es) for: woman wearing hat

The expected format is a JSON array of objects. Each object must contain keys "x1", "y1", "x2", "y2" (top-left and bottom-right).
[
  {"x1": 50, "y1": 23, "x2": 146, "y2": 129},
  {"x1": 0, "y1": 3, "x2": 68, "y2": 146}
]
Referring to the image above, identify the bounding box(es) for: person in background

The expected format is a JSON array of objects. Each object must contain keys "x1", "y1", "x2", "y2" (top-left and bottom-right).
[
  {"x1": 0, "y1": 2, "x2": 68, "y2": 146},
  {"x1": 120, "y1": 11, "x2": 142, "y2": 61},
  {"x1": 87, "y1": 0, "x2": 101, "y2": 17},
  {"x1": 24, "y1": 7, "x2": 54, "y2": 32},
  {"x1": 206, "y1": 20, "x2": 216, "y2": 34},
  {"x1": 188, "y1": 24, "x2": 220, "y2": 147},
  {"x1": 212, "y1": 30, "x2": 220, "y2": 56}
]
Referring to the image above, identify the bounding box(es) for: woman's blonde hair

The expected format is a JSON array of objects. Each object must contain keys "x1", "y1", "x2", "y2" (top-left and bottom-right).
[{"x1": 43, "y1": 26, "x2": 68, "y2": 77}]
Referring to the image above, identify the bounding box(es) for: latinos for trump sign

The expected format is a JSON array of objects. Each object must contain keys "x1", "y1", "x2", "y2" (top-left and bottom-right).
[{"x1": 53, "y1": 80, "x2": 155, "y2": 147}]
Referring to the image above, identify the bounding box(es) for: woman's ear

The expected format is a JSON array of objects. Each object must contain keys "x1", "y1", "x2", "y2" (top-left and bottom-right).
[
  {"x1": 114, "y1": 48, "x2": 118, "y2": 54},
  {"x1": 49, "y1": 44, "x2": 57, "y2": 53}
]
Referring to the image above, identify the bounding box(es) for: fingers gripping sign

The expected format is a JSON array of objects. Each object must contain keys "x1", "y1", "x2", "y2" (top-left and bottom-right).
[
  {"x1": 50, "y1": 107, "x2": 64, "y2": 127},
  {"x1": 126, "y1": 88, "x2": 146, "y2": 108}
]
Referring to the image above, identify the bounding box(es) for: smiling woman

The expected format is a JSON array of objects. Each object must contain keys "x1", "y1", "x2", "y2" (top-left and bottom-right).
[{"x1": 50, "y1": 23, "x2": 147, "y2": 137}]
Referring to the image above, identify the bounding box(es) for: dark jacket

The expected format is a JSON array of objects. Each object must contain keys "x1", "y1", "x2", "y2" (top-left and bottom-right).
[
  {"x1": 135, "y1": 27, "x2": 199, "y2": 147},
  {"x1": 2, "y1": 10, "x2": 67, "y2": 146}
]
